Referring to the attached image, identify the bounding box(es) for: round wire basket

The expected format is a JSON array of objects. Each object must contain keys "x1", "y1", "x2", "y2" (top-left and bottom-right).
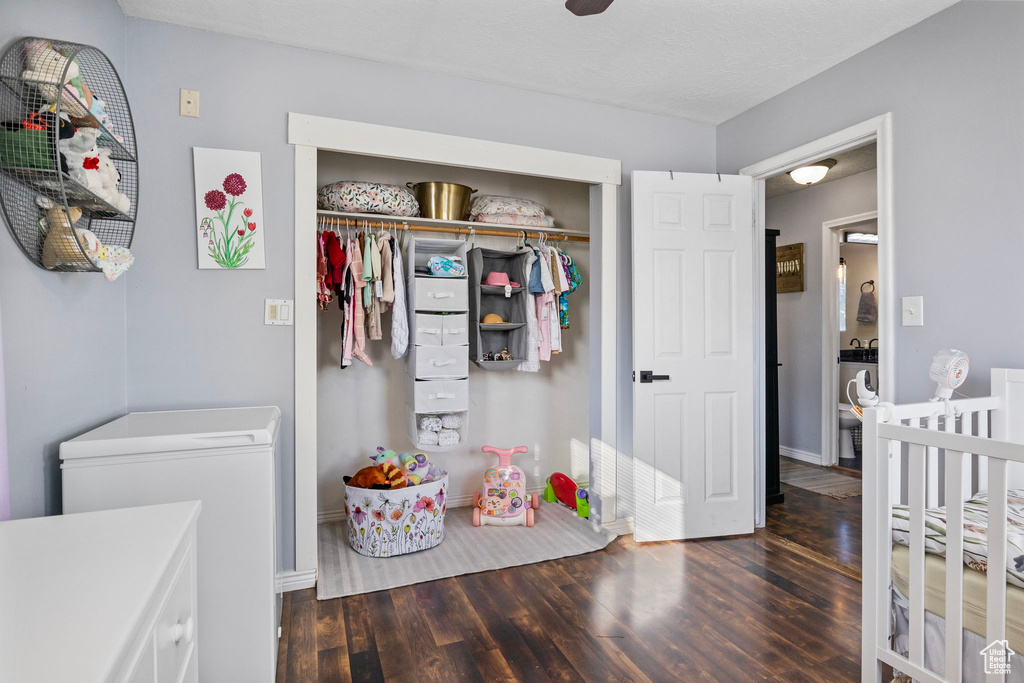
[{"x1": 0, "y1": 37, "x2": 137, "y2": 272}]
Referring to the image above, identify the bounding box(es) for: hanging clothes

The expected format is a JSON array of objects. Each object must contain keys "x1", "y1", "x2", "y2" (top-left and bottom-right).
[
  {"x1": 339, "y1": 237, "x2": 354, "y2": 368},
  {"x1": 390, "y1": 235, "x2": 409, "y2": 359},
  {"x1": 377, "y1": 232, "x2": 394, "y2": 305},
  {"x1": 517, "y1": 247, "x2": 540, "y2": 372},
  {"x1": 316, "y1": 232, "x2": 332, "y2": 310},
  {"x1": 362, "y1": 232, "x2": 375, "y2": 309},
  {"x1": 536, "y1": 290, "x2": 554, "y2": 362},
  {"x1": 350, "y1": 237, "x2": 372, "y2": 366},
  {"x1": 558, "y1": 251, "x2": 582, "y2": 329}
]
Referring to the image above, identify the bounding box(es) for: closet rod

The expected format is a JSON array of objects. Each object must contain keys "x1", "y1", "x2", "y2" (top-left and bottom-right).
[{"x1": 317, "y1": 216, "x2": 590, "y2": 243}]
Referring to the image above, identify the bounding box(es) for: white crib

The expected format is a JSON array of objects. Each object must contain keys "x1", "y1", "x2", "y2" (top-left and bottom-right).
[{"x1": 863, "y1": 368, "x2": 1024, "y2": 682}]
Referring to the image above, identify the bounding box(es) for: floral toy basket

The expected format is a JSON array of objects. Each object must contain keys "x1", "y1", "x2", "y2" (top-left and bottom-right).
[{"x1": 345, "y1": 472, "x2": 448, "y2": 558}]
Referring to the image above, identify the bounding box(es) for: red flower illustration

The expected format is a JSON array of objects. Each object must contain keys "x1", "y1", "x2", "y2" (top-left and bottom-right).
[
  {"x1": 237, "y1": 229, "x2": 245, "y2": 237},
  {"x1": 248, "y1": 222, "x2": 256, "y2": 232},
  {"x1": 243, "y1": 208, "x2": 253, "y2": 218},
  {"x1": 204, "y1": 189, "x2": 227, "y2": 211},
  {"x1": 371, "y1": 510, "x2": 385, "y2": 522},
  {"x1": 223, "y1": 173, "x2": 247, "y2": 196}
]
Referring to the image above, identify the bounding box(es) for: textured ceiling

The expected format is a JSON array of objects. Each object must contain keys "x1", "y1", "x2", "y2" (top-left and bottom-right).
[
  {"x1": 765, "y1": 142, "x2": 877, "y2": 199},
  {"x1": 116, "y1": 0, "x2": 958, "y2": 124}
]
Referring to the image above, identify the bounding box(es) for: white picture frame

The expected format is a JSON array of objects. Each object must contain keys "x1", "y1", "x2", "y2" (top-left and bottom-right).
[{"x1": 193, "y1": 147, "x2": 266, "y2": 269}]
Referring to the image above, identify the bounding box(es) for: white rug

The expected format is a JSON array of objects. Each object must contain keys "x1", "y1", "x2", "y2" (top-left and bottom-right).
[{"x1": 316, "y1": 503, "x2": 616, "y2": 600}]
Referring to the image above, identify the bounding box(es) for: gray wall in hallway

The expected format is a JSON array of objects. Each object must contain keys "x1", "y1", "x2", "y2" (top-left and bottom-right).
[
  {"x1": 0, "y1": 0, "x2": 129, "y2": 519},
  {"x1": 122, "y1": 17, "x2": 716, "y2": 569},
  {"x1": 719, "y1": 0, "x2": 1024, "y2": 405},
  {"x1": 767, "y1": 170, "x2": 877, "y2": 456}
]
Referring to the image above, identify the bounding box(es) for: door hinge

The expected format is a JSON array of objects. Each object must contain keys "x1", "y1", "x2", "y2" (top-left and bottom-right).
[{"x1": 632, "y1": 370, "x2": 635, "y2": 382}]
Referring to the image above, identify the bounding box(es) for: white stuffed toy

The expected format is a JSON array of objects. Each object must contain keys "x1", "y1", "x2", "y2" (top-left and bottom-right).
[
  {"x1": 22, "y1": 39, "x2": 78, "y2": 103},
  {"x1": 95, "y1": 149, "x2": 130, "y2": 213},
  {"x1": 57, "y1": 126, "x2": 130, "y2": 213}
]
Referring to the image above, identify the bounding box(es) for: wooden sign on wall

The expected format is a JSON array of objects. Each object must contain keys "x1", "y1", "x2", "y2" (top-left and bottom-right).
[{"x1": 776, "y1": 243, "x2": 804, "y2": 293}]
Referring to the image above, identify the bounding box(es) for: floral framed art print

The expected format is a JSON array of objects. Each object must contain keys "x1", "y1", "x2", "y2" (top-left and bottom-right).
[{"x1": 193, "y1": 147, "x2": 266, "y2": 269}]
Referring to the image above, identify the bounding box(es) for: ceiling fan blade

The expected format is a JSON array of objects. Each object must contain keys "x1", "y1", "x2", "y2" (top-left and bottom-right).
[{"x1": 565, "y1": 0, "x2": 614, "y2": 16}]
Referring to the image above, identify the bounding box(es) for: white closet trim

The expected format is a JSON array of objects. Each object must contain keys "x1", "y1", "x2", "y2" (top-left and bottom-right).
[{"x1": 289, "y1": 113, "x2": 622, "y2": 577}]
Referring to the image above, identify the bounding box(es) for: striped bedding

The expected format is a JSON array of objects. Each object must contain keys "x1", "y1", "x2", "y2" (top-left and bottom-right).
[{"x1": 892, "y1": 489, "x2": 1024, "y2": 588}]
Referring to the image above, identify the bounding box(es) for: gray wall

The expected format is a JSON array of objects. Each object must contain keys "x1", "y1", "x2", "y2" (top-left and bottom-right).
[
  {"x1": 0, "y1": 0, "x2": 129, "y2": 519},
  {"x1": 720, "y1": 0, "x2": 1024, "y2": 405},
  {"x1": 766, "y1": 170, "x2": 876, "y2": 456},
  {"x1": 122, "y1": 17, "x2": 716, "y2": 569}
]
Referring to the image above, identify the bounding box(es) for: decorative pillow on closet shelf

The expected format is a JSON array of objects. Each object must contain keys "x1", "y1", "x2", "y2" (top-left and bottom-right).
[
  {"x1": 317, "y1": 181, "x2": 419, "y2": 216},
  {"x1": 470, "y1": 213, "x2": 555, "y2": 228},
  {"x1": 470, "y1": 194, "x2": 547, "y2": 218}
]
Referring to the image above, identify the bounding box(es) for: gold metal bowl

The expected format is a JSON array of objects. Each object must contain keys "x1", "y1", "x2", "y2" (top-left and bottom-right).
[{"x1": 407, "y1": 182, "x2": 477, "y2": 220}]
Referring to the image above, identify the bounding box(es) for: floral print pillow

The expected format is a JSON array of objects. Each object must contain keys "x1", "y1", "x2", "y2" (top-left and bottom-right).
[
  {"x1": 470, "y1": 194, "x2": 547, "y2": 218},
  {"x1": 317, "y1": 181, "x2": 419, "y2": 217}
]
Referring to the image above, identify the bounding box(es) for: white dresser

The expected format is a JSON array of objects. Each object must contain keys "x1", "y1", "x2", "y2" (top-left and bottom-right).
[
  {"x1": 60, "y1": 407, "x2": 280, "y2": 683},
  {"x1": 0, "y1": 501, "x2": 201, "y2": 683}
]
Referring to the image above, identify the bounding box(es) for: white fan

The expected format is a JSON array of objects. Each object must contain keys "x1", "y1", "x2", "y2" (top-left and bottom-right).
[{"x1": 929, "y1": 349, "x2": 969, "y2": 400}]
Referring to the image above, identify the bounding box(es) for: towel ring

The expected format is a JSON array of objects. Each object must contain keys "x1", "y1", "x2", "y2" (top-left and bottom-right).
[{"x1": 861, "y1": 280, "x2": 875, "y2": 293}]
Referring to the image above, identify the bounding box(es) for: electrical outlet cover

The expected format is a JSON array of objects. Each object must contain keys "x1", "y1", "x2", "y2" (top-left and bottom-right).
[
  {"x1": 179, "y1": 89, "x2": 199, "y2": 117},
  {"x1": 265, "y1": 299, "x2": 293, "y2": 325},
  {"x1": 901, "y1": 295, "x2": 924, "y2": 327}
]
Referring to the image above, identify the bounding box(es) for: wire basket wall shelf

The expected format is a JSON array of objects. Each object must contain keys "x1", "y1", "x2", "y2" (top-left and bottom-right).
[{"x1": 0, "y1": 37, "x2": 138, "y2": 272}]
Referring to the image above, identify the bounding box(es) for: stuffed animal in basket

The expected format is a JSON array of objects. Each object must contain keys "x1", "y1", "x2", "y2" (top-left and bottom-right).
[
  {"x1": 473, "y1": 445, "x2": 539, "y2": 527},
  {"x1": 344, "y1": 462, "x2": 407, "y2": 490},
  {"x1": 371, "y1": 447, "x2": 436, "y2": 485}
]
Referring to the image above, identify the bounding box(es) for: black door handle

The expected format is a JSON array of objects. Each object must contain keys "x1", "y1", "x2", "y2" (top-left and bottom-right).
[{"x1": 639, "y1": 370, "x2": 670, "y2": 383}]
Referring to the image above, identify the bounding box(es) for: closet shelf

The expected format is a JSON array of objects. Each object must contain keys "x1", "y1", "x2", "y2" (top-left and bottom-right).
[
  {"x1": 317, "y1": 209, "x2": 589, "y2": 242},
  {"x1": 474, "y1": 360, "x2": 523, "y2": 371},
  {"x1": 479, "y1": 322, "x2": 526, "y2": 331},
  {"x1": 480, "y1": 284, "x2": 524, "y2": 295}
]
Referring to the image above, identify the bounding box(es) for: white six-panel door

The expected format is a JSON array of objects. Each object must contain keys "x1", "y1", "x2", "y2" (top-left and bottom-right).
[{"x1": 632, "y1": 171, "x2": 755, "y2": 542}]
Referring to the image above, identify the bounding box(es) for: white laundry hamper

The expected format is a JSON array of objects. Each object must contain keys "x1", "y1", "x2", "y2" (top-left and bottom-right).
[{"x1": 344, "y1": 472, "x2": 449, "y2": 558}]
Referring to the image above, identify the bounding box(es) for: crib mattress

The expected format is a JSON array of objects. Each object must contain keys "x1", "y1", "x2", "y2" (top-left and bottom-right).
[{"x1": 892, "y1": 543, "x2": 1024, "y2": 651}]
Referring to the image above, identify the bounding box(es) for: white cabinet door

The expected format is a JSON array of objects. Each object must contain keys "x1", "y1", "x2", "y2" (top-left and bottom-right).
[{"x1": 632, "y1": 171, "x2": 755, "y2": 542}]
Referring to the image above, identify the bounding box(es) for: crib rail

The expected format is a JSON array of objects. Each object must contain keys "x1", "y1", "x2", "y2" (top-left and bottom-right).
[{"x1": 862, "y1": 379, "x2": 1023, "y2": 683}]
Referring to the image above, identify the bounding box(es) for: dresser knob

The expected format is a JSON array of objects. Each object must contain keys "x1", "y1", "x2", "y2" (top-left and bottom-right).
[{"x1": 172, "y1": 617, "x2": 195, "y2": 645}]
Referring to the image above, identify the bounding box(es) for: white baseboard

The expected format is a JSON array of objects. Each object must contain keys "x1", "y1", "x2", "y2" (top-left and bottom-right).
[
  {"x1": 602, "y1": 516, "x2": 634, "y2": 535},
  {"x1": 275, "y1": 569, "x2": 317, "y2": 593},
  {"x1": 780, "y1": 446, "x2": 823, "y2": 466},
  {"x1": 317, "y1": 484, "x2": 549, "y2": 524}
]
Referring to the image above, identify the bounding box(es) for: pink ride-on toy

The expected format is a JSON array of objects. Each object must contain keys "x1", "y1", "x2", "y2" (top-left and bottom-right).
[{"x1": 473, "y1": 445, "x2": 539, "y2": 527}]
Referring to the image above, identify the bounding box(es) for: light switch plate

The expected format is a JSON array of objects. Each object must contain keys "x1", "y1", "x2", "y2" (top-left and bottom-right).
[
  {"x1": 179, "y1": 89, "x2": 199, "y2": 117},
  {"x1": 265, "y1": 299, "x2": 293, "y2": 326},
  {"x1": 902, "y1": 295, "x2": 924, "y2": 327}
]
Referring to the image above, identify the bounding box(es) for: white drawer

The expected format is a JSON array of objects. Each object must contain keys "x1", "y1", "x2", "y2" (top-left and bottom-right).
[
  {"x1": 408, "y1": 379, "x2": 469, "y2": 413},
  {"x1": 413, "y1": 277, "x2": 468, "y2": 312},
  {"x1": 409, "y1": 346, "x2": 468, "y2": 380},
  {"x1": 155, "y1": 545, "x2": 196, "y2": 683},
  {"x1": 442, "y1": 313, "x2": 469, "y2": 346},
  {"x1": 413, "y1": 313, "x2": 443, "y2": 346}
]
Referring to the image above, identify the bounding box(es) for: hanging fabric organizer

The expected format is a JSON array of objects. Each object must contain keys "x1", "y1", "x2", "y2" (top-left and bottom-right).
[
  {"x1": 405, "y1": 237, "x2": 470, "y2": 451},
  {"x1": 468, "y1": 247, "x2": 531, "y2": 370}
]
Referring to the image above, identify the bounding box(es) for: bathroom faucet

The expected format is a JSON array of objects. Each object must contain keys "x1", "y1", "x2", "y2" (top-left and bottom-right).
[
  {"x1": 850, "y1": 338, "x2": 862, "y2": 348},
  {"x1": 868, "y1": 339, "x2": 878, "y2": 349}
]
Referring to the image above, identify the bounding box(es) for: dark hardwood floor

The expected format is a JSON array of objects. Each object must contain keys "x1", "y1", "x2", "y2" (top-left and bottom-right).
[
  {"x1": 765, "y1": 482, "x2": 862, "y2": 577},
  {"x1": 277, "y1": 496, "x2": 865, "y2": 683}
]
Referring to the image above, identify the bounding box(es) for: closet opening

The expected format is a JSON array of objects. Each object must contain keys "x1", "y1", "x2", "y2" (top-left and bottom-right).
[{"x1": 314, "y1": 152, "x2": 593, "y2": 523}]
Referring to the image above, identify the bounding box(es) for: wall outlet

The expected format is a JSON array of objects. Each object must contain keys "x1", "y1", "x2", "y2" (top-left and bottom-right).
[
  {"x1": 265, "y1": 299, "x2": 293, "y2": 326},
  {"x1": 179, "y1": 89, "x2": 199, "y2": 117},
  {"x1": 902, "y1": 295, "x2": 924, "y2": 327}
]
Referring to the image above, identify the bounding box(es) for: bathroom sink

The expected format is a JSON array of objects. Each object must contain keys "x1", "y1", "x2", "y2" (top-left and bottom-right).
[{"x1": 840, "y1": 348, "x2": 876, "y2": 362}]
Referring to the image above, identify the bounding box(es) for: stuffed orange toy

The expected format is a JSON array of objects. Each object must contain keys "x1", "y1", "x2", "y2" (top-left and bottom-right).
[{"x1": 344, "y1": 462, "x2": 407, "y2": 490}]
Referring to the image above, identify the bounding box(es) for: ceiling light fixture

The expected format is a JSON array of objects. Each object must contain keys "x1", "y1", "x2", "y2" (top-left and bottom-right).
[
  {"x1": 787, "y1": 158, "x2": 837, "y2": 186},
  {"x1": 845, "y1": 232, "x2": 879, "y2": 244}
]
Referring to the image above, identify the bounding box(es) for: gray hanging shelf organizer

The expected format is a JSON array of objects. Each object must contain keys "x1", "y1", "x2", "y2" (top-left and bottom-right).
[
  {"x1": 468, "y1": 247, "x2": 531, "y2": 371},
  {"x1": 0, "y1": 37, "x2": 138, "y2": 272}
]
